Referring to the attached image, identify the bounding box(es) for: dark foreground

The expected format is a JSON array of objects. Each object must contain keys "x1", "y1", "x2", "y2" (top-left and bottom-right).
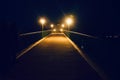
[{"x1": 6, "y1": 33, "x2": 103, "y2": 80}]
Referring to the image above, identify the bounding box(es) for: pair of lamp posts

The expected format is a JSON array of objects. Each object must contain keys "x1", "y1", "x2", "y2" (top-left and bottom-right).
[{"x1": 39, "y1": 16, "x2": 73, "y2": 37}]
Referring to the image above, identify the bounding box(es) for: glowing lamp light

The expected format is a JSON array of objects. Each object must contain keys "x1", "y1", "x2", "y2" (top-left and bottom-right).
[
  {"x1": 60, "y1": 28, "x2": 63, "y2": 32},
  {"x1": 39, "y1": 17, "x2": 46, "y2": 38},
  {"x1": 65, "y1": 18, "x2": 73, "y2": 25},
  {"x1": 61, "y1": 24, "x2": 65, "y2": 28},
  {"x1": 50, "y1": 24, "x2": 54, "y2": 28},
  {"x1": 39, "y1": 18, "x2": 46, "y2": 25},
  {"x1": 53, "y1": 29, "x2": 56, "y2": 32}
]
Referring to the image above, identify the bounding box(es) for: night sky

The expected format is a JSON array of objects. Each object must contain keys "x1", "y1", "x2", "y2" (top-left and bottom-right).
[{"x1": 0, "y1": 0, "x2": 120, "y2": 35}]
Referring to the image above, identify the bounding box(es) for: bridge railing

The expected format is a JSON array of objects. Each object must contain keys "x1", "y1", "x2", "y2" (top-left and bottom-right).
[
  {"x1": 19, "y1": 30, "x2": 51, "y2": 37},
  {"x1": 18, "y1": 30, "x2": 51, "y2": 53},
  {"x1": 64, "y1": 30, "x2": 110, "y2": 80}
]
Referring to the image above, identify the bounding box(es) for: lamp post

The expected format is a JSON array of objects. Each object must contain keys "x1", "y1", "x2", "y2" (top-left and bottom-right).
[
  {"x1": 50, "y1": 24, "x2": 54, "y2": 28},
  {"x1": 39, "y1": 18, "x2": 46, "y2": 37},
  {"x1": 65, "y1": 18, "x2": 73, "y2": 31},
  {"x1": 65, "y1": 17, "x2": 73, "y2": 37},
  {"x1": 61, "y1": 24, "x2": 65, "y2": 28}
]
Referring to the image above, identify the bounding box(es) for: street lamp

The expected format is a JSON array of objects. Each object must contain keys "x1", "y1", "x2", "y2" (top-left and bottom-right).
[
  {"x1": 39, "y1": 18, "x2": 46, "y2": 37},
  {"x1": 65, "y1": 17, "x2": 73, "y2": 37},
  {"x1": 53, "y1": 28, "x2": 56, "y2": 32},
  {"x1": 60, "y1": 28, "x2": 63, "y2": 32},
  {"x1": 61, "y1": 24, "x2": 65, "y2": 28},
  {"x1": 50, "y1": 24, "x2": 54, "y2": 28},
  {"x1": 65, "y1": 18, "x2": 73, "y2": 31}
]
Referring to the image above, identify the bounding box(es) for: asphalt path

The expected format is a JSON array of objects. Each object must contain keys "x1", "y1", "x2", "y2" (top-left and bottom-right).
[{"x1": 7, "y1": 33, "x2": 102, "y2": 80}]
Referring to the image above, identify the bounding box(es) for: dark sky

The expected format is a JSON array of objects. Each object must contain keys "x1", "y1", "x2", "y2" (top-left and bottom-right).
[{"x1": 0, "y1": 0, "x2": 120, "y2": 36}]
